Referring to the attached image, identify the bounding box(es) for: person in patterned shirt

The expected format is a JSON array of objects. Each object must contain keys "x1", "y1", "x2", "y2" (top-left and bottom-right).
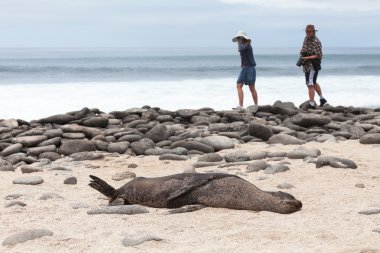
[{"x1": 300, "y1": 24, "x2": 328, "y2": 109}]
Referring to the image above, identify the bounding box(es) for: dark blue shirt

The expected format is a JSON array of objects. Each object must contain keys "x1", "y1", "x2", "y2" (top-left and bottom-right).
[{"x1": 238, "y1": 43, "x2": 256, "y2": 67}]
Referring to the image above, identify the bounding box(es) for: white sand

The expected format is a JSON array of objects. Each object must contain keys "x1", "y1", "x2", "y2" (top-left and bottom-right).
[{"x1": 1, "y1": 140, "x2": 380, "y2": 253}]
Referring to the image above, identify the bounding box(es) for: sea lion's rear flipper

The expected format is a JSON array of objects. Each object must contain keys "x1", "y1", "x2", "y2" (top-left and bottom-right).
[
  {"x1": 165, "y1": 204, "x2": 205, "y2": 215},
  {"x1": 89, "y1": 175, "x2": 119, "y2": 201},
  {"x1": 167, "y1": 174, "x2": 237, "y2": 201}
]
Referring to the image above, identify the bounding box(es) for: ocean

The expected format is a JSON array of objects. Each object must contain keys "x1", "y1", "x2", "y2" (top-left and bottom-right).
[{"x1": 0, "y1": 47, "x2": 379, "y2": 120}]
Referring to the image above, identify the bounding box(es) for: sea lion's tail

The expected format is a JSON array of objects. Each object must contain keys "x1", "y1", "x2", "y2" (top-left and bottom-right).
[{"x1": 89, "y1": 175, "x2": 119, "y2": 201}]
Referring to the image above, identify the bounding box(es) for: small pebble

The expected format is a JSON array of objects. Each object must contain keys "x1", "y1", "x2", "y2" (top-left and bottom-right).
[
  {"x1": 5, "y1": 201, "x2": 27, "y2": 208},
  {"x1": 64, "y1": 177, "x2": 77, "y2": 185}
]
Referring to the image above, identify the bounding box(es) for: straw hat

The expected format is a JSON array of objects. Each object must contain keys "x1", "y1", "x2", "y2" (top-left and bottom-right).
[
  {"x1": 232, "y1": 31, "x2": 251, "y2": 42},
  {"x1": 305, "y1": 24, "x2": 318, "y2": 32}
]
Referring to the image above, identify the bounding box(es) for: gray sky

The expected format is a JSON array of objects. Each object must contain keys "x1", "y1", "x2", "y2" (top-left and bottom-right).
[{"x1": 0, "y1": 0, "x2": 379, "y2": 48}]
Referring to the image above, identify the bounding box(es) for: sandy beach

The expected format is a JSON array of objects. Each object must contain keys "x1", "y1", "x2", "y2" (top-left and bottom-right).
[{"x1": 1, "y1": 138, "x2": 379, "y2": 253}]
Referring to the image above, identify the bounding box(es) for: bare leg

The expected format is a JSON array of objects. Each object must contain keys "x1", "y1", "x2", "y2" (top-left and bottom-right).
[
  {"x1": 237, "y1": 83, "x2": 244, "y2": 107},
  {"x1": 307, "y1": 85, "x2": 316, "y2": 104},
  {"x1": 248, "y1": 84, "x2": 258, "y2": 105},
  {"x1": 314, "y1": 82, "x2": 323, "y2": 96}
]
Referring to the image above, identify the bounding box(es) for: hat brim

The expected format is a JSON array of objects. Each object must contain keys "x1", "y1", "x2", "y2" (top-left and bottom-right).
[{"x1": 232, "y1": 35, "x2": 251, "y2": 42}]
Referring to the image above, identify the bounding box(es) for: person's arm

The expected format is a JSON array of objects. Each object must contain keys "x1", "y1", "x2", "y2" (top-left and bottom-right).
[{"x1": 303, "y1": 40, "x2": 322, "y2": 60}]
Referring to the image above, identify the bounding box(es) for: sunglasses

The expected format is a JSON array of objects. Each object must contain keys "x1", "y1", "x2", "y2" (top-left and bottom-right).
[{"x1": 306, "y1": 30, "x2": 315, "y2": 33}]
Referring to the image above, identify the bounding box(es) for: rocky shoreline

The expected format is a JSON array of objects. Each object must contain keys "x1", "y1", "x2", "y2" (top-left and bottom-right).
[
  {"x1": 1, "y1": 100, "x2": 380, "y2": 172},
  {"x1": 1, "y1": 100, "x2": 380, "y2": 251}
]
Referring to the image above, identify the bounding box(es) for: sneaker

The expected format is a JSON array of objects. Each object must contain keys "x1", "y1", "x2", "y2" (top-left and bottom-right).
[
  {"x1": 232, "y1": 105, "x2": 243, "y2": 110},
  {"x1": 320, "y1": 98, "x2": 328, "y2": 107},
  {"x1": 308, "y1": 103, "x2": 316, "y2": 110}
]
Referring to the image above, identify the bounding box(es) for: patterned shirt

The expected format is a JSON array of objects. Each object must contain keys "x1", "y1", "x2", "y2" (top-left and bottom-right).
[{"x1": 301, "y1": 35, "x2": 322, "y2": 72}]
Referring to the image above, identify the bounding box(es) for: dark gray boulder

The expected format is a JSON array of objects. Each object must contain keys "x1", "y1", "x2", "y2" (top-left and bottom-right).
[
  {"x1": 12, "y1": 135, "x2": 48, "y2": 147},
  {"x1": 200, "y1": 136, "x2": 235, "y2": 151},
  {"x1": 37, "y1": 137, "x2": 61, "y2": 147},
  {"x1": 249, "y1": 122, "x2": 273, "y2": 141},
  {"x1": 145, "y1": 124, "x2": 171, "y2": 143},
  {"x1": 271, "y1": 100, "x2": 298, "y2": 116},
  {"x1": 108, "y1": 142, "x2": 130, "y2": 154},
  {"x1": 82, "y1": 117, "x2": 109, "y2": 128},
  {"x1": 360, "y1": 133, "x2": 380, "y2": 144},
  {"x1": 58, "y1": 139, "x2": 96, "y2": 155},
  {"x1": 38, "y1": 114, "x2": 76, "y2": 124},
  {"x1": 27, "y1": 145, "x2": 57, "y2": 156},
  {"x1": 43, "y1": 129, "x2": 63, "y2": 138},
  {"x1": 0, "y1": 143, "x2": 23, "y2": 156},
  {"x1": 291, "y1": 113, "x2": 331, "y2": 127},
  {"x1": 268, "y1": 134, "x2": 306, "y2": 145},
  {"x1": 130, "y1": 138, "x2": 155, "y2": 155},
  {"x1": 39, "y1": 152, "x2": 62, "y2": 161}
]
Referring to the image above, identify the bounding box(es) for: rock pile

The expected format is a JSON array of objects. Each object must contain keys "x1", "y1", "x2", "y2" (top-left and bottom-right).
[{"x1": 1, "y1": 101, "x2": 380, "y2": 171}]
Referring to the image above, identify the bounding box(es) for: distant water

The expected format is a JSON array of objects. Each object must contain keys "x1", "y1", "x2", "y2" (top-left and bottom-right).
[{"x1": 0, "y1": 47, "x2": 379, "y2": 120}]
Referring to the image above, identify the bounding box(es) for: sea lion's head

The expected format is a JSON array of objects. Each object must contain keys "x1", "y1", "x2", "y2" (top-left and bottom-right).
[{"x1": 268, "y1": 191, "x2": 302, "y2": 213}]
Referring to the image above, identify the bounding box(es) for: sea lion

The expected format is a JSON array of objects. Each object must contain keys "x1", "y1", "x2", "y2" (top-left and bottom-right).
[{"x1": 89, "y1": 173, "x2": 302, "y2": 214}]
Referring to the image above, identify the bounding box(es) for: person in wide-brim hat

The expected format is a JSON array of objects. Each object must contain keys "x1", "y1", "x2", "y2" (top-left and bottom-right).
[
  {"x1": 232, "y1": 31, "x2": 251, "y2": 42},
  {"x1": 231, "y1": 31, "x2": 258, "y2": 110}
]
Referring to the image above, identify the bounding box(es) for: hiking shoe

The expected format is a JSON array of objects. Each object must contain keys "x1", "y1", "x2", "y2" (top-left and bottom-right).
[
  {"x1": 308, "y1": 104, "x2": 316, "y2": 110},
  {"x1": 320, "y1": 98, "x2": 328, "y2": 107},
  {"x1": 232, "y1": 105, "x2": 243, "y2": 110}
]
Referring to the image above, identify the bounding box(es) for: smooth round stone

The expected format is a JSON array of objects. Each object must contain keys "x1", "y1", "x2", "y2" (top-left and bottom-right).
[
  {"x1": 200, "y1": 136, "x2": 235, "y2": 151},
  {"x1": 12, "y1": 135, "x2": 48, "y2": 147},
  {"x1": 87, "y1": 205, "x2": 149, "y2": 215},
  {"x1": 287, "y1": 147, "x2": 321, "y2": 159},
  {"x1": 5, "y1": 201, "x2": 27, "y2": 208},
  {"x1": 112, "y1": 171, "x2": 136, "y2": 181},
  {"x1": 12, "y1": 176, "x2": 43, "y2": 185},
  {"x1": 159, "y1": 154, "x2": 189, "y2": 161},
  {"x1": 70, "y1": 202, "x2": 90, "y2": 209},
  {"x1": 0, "y1": 158, "x2": 15, "y2": 171},
  {"x1": 268, "y1": 134, "x2": 306, "y2": 145},
  {"x1": 355, "y1": 183, "x2": 365, "y2": 188},
  {"x1": 2, "y1": 229, "x2": 53, "y2": 246},
  {"x1": 264, "y1": 164, "x2": 290, "y2": 174},
  {"x1": 198, "y1": 153, "x2": 224, "y2": 163},
  {"x1": 358, "y1": 208, "x2": 380, "y2": 215},
  {"x1": 62, "y1": 133, "x2": 86, "y2": 139},
  {"x1": 122, "y1": 231, "x2": 163, "y2": 247},
  {"x1": 20, "y1": 165, "x2": 43, "y2": 174},
  {"x1": 246, "y1": 161, "x2": 268, "y2": 173},
  {"x1": 69, "y1": 152, "x2": 104, "y2": 161},
  {"x1": 316, "y1": 156, "x2": 357, "y2": 169},
  {"x1": 224, "y1": 150, "x2": 250, "y2": 163},
  {"x1": 64, "y1": 177, "x2": 77, "y2": 185},
  {"x1": 277, "y1": 183, "x2": 295, "y2": 189},
  {"x1": 38, "y1": 192, "x2": 64, "y2": 200},
  {"x1": 0, "y1": 143, "x2": 23, "y2": 157}
]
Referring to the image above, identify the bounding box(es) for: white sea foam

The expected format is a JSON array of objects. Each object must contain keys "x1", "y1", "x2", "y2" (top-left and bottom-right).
[{"x1": 1, "y1": 75, "x2": 379, "y2": 121}]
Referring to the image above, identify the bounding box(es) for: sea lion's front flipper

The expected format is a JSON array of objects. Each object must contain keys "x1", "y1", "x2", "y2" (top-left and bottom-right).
[
  {"x1": 167, "y1": 174, "x2": 237, "y2": 201},
  {"x1": 165, "y1": 205, "x2": 205, "y2": 215}
]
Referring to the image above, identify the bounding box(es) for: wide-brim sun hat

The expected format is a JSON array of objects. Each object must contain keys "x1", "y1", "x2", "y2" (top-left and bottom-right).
[{"x1": 232, "y1": 31, "x2": 251, "y2": 42}]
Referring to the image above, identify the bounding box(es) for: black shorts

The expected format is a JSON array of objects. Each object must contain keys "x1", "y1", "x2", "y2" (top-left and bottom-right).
[{"x1": 305, "y1": 69, "x2": 318, "y2": 86}]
